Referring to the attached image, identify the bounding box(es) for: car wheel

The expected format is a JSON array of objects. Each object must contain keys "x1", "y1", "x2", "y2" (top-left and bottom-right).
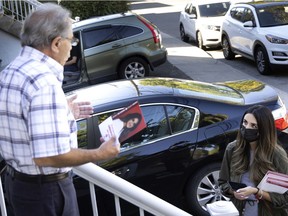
[
  {"x1": 119, "y1": 57, "x2": 149, "y2": 79},
  {"x1": 197, "y1": 32, "x2": 206, "y2": 50},
  {"x1": 180, "y1": 24, "x2": 189, "y2": 42},
  {"x1": 255, "y1": 46, "x2": 271, "y2": 75},
  {"x1": 222, "y1": 36, "x2": 235, "y2": 60},
  {"x1": 185, "y1": 163, "x2": 229, "y2": 216}
]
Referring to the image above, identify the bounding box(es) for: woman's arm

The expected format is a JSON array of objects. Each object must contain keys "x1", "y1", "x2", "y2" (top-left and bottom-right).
[{"x1": 218, "y1": 142, "x2": 236, "y2": 197}]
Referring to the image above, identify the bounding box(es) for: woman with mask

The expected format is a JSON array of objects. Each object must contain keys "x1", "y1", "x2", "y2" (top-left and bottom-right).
[{"x1": 218, "y1": 105, "x2": 288, "y2": 216}]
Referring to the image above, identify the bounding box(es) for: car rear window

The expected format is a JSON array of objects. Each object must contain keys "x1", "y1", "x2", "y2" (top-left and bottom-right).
[
  {"x1": 199, "y1": 2, "x2": 231, "y2": 17},
  {"x1": 117, "y1": 25, "x2": 143, "y2": 38}
]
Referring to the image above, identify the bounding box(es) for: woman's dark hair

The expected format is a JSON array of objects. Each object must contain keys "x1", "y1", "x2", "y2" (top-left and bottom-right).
[
  {"x1": 119, "y1": 113, "x2": 142, "y2": 142},
  {"x1": 231, "y1": 105, "x2": 281, "y2": 183}
]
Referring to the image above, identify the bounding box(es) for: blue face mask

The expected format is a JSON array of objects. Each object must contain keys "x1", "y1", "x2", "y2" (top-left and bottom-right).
[{"x1": 240, "y1": 126, "x2": 259, "y2": 142}]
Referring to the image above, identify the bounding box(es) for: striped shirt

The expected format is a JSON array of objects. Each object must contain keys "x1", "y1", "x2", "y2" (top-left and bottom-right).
[{"x1": 0, "y1": 46, "x2": 77, "y2": 175}]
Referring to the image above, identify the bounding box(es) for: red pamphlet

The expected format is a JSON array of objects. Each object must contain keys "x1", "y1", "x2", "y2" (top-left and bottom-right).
[{"x1": 99, "y1": 101, "x2": 146, "y2": 144}]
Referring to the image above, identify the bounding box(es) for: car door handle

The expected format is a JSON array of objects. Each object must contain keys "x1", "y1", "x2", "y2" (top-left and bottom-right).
[
  {"x1": 112, "y1": 167, "x2": 130, "y2": 176},
  {"x1": 112, "y1": 43, "x2": 122, "y2": 48},
  {"x1": 169, "y1": 141, "x2": 190, "y2": 151}
]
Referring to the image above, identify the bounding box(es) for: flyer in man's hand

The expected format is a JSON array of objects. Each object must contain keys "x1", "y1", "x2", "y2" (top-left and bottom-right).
[
  {"x1": 99, "y1": 101, "x2": 146, "y2": 143},
  {"x1": 257, "y1": 171, "x2": 288, "y2": 194}
]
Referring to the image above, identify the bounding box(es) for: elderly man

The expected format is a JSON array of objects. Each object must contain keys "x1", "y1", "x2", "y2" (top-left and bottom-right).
[{"x1": 0, "y1": 3, "x2": 120, "y2": 216}]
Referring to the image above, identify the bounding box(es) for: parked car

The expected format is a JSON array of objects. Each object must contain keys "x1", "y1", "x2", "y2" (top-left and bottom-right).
[
  {"x1": 179, "y1": 0, "x2": 231, "y2": 49},
  {"x1": 221, "y1": 1, "x2": 288, "y2": 75},
  {"x1": 69, "y1": 77, "x2": 288, "y2": 216},
  {"x1": 62, "y1": 12, "x2": 167, "y2": 92}
]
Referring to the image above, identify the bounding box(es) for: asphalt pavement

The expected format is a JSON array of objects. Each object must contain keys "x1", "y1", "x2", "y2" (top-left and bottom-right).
[
  {"x1": 151, "y1": 32, "x2": 251, "y2": 82},
  {"x1": 0, "y1": 26, "x2": 248, "y2": 82},
  {"x1": 0, "y1": 0, "x2": 286, "y2": 105}
]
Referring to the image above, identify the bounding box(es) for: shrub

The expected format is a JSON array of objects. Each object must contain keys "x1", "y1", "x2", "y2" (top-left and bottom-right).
[{"x1": 40, "y1": 1, "x2": 131, "y2": 20}]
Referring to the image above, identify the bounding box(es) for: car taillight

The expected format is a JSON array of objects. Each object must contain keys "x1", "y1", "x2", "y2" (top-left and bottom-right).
[
  {"x1": 272, "y1": 98, "x2": 288, "y2": 130},
  {"x1": 137, "y1": 16, "x2": 160, "y2": 44}
]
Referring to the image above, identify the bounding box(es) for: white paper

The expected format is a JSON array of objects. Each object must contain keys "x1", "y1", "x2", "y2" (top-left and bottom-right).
[{"x1": 257, "y1": 171, "x2": 288, "y2": 194}]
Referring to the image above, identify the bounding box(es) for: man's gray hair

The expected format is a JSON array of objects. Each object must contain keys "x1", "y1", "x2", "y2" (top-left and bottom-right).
[{"x1": 21, "y1": 3, "x2": 72, "y2": 49}]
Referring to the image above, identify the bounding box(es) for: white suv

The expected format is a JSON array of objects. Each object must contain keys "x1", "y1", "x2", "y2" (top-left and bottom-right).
[
  {"x1": 179, "y1": 0, "x2": 231, "y2": 50},
  {"x1": 221, "y1": 1, "x2": 288, "y2": 75}
]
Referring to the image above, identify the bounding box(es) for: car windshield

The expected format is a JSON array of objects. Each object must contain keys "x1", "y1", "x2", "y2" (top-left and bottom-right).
[
  {"x1": 257, "y1": 4, "x2": 288, "y2": 27},
  {"x1": 198, "y1": 2, "x2": 231, "y2": 17}
]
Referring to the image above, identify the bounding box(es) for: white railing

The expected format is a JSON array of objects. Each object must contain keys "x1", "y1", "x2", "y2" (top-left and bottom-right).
[
  {"x1": 73, "y1": 162, "x2": 192, "y2": 216},
  {"x1": 0, "y1": 0, "x2": 41, "y2": 21},
  {"x1": 0, "y1": 162, "x2": 192, "y2": 216}
]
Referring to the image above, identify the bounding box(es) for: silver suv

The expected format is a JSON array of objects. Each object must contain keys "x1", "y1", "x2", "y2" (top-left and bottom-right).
[
  {"x1": 221, "y1": 1, "x2": 288, "y2": 75},
  {"x1": 63, "y1": 12, "x2": 167, "y2": 92}
]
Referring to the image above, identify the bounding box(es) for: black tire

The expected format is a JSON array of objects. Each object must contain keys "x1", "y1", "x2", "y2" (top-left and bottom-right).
[
  {"x1": 180, "y1": 24, "x2": 189, "y2": 42},
  {"x1": 197, "y1": 31, "x2": 206, "y2": 50},
  {"x1": 119, "y1": 57, "x2": 149, "y2": 79},
  {"x1": 255, "y1": 46, "x2": 271, "y2": 75},
  {"x1": 222, "y1": 35, "x2": 235, "y2": 60},
  {"x1": 185, "y1": 163, "x2": 229, "y2": 216}
]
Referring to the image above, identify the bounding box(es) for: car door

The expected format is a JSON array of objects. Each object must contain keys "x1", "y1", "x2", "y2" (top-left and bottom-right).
[
  {"x1": 238, "y1": 8, "x2": 257, "y2": 57},
  {"x1": 228, "y1": 7, "x2": 246, "y2": 51},
  {"x1": 81, "y1": 25, "x2": 126, "y2": 82},
  {"x1": 184, "y1": 4, "x2": 198, "y2": 39},
  {"x1": 94, "y1": 104, "x2": 199, "y2": 206}
]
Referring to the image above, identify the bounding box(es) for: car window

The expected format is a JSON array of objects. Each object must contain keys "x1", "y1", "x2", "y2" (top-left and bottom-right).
[
  {"x1": 185, "y1": 3, "x2": 192, "y2": 14},
  {"x1": 82, "y1": 26, "x2": 119, "y2": 49},
  {"x1": 121, "y1": 105, "x2": 168, "y2": 150},
  {"x1": 117, "y1": 25, "x2": 143, "y2": 38},
  {"x1": 122, "y1": 105, "x2": 197, "y2": 151},
  {"x1": 191, "y1": 6, "x2": 197, "y2": 16},
  {"x1": 230, "y1": 7, "x2": 245, "y2": 22},
  {"x1": 257, "y1": 5, "x2": 288, "y2": 27},
  {"x1": 81, "y1": 25, "x2": 143, "y2": 49},
  {"x1": 77, "y1": 119, "x2": 88, "y2": 148},
  {"x1": 242, "y1": 8, "x2": 255, "y2": 24},
  {"x1": 165, "y1": 105, "x2": 195, "y2": 134},
  {"x1": 95, "y1": 105, "x2": 197, "y2": 151},
  {"x1": 199, "y1": 2, "x2": 230, "y2": 17}
]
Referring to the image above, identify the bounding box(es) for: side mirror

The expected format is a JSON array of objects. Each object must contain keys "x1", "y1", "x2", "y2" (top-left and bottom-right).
[
  {"x1": 243, "y1": 21, "x2": 255, "y2": 28},
  {"x1": 190, "y1": 14, "x2": 197, "y2": 19}
]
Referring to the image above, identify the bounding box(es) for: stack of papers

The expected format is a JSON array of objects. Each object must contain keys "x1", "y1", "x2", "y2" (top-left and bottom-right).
[{"x1": 257, "y1": 171, "x2": 288, "y2": 194}]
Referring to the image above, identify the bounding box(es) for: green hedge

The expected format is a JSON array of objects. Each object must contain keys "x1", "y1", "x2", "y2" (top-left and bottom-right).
[{"x1": 40, "y1": 1, "x2": 131, "y2": 20}]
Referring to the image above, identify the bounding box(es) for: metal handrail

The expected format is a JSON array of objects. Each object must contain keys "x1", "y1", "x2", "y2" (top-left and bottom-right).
[
  {"x1": 73, "y1": 162, "x2": 192, "y2": 216},
  {"x1": 0, "y1": 0, "x2": 41, "y2": 21}
]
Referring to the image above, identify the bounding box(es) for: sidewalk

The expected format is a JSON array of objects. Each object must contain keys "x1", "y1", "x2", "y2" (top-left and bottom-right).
[{"x1": 161, "y1": 32, "x2": 250, "y2": 82}]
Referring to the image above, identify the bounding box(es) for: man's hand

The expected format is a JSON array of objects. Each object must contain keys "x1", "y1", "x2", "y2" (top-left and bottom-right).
[{"x1": 67, "y1": 94, "x2": 93, "y2": 120}]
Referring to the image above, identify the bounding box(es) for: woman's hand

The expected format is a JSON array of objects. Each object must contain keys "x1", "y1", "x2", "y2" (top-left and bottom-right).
[{"x1": 233, "y1": 186, "x2": 257, "y2": 200}]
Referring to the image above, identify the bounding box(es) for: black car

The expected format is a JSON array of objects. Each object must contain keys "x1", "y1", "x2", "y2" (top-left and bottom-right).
[{"x1": 69, "y1": 77, "x2": 287, "y2": 216}]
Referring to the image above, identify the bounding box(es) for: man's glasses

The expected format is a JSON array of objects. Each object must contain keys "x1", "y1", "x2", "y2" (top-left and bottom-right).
[{"x1": 63, "y1": 37, "x2": 79, "y2": 46}]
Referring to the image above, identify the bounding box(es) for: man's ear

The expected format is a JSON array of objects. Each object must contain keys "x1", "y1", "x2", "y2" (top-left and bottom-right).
[{"x1": 51, "y1": 36, "x2": 61, "y2": 53}]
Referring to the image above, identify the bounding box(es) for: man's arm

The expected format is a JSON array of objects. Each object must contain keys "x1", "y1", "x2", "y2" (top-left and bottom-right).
[
  {"x1": 34, "y1": 137, "x2": 120, "y2": 167},
  {"x1": 65, "y1": 56, "x2": 77, "y2": 66}
]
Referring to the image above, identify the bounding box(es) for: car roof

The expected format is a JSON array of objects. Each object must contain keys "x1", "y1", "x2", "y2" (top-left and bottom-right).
[
  {"x1": 67, "y1": 78, "x2": 278, "y2": 107},
  {"x1": 72, "y1": 12, "x2": 136, "y2": 29},
  {"x1": 233, "y1": 1, "x2": 288, "y2": 9},
  {"x1": 190, "y1": 0, "x2": 231, "y2": 6}
]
